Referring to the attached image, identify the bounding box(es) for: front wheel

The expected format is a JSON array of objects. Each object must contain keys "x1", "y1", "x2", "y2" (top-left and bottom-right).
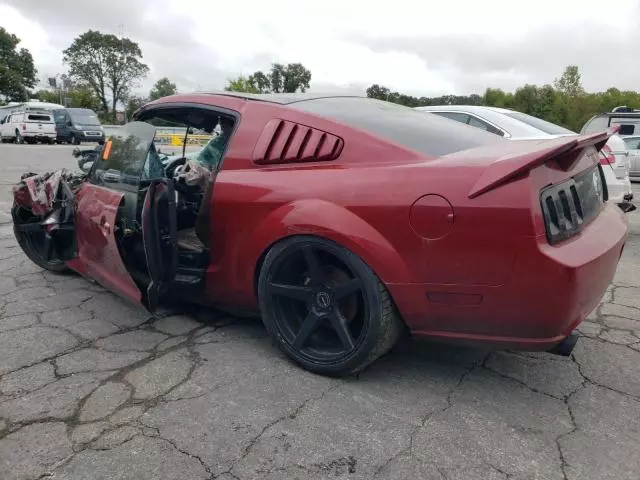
[
  {"x1": 258, "y1": 236, "x2": 404, "y2": 376},
  {"x1": 12, "y1": 207, "x2": 69, "y2": 273},
  {"x1": 72, "y1": 135, "x2": 81, "y2": 145}
]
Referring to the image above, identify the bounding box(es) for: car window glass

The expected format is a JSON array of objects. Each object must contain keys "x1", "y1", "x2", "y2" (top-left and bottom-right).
[
  {"x1": 617, "y1": 124, "x2": 635, "y2": 135},
  {"x1": 290, "y1": 98, "x2": 502, "y2": 157},
  {"x1": 433, "y1": 111, "x2": 471, "y2": 124},
  {"x1": 467, "y1": 115, "x2": 506, "y2": 137},
  {"x1": 623, "y1": 137, "x2": 640, "y2": 150},
  {"x1": 90, "y1": 121, "x2": 156, "y2": 190},
  {"x1": 27, "y1": 114, "x2": 52, "y2": 122},
  {"x1": 141, "y1": 142, "x2": 166, "y2": 181}
]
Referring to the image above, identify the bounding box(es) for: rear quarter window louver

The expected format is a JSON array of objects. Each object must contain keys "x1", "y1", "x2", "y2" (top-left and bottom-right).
[{"x1": 253, "y1": 119, "x2": 344, "y2": 165}]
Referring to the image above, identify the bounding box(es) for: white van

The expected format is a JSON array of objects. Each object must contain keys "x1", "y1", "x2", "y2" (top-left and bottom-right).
[{"x1": 0, "y1": 111, "x2": 57, "y2": 144}]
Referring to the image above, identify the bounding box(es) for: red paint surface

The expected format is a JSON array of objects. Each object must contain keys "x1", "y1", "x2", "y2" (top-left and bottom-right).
[
  {"x1": 67, "y1": 184, "x2": 142, "y2": 306},
  {"x1": 61, "y1": 93, "x2": 628, "y2": 350}
]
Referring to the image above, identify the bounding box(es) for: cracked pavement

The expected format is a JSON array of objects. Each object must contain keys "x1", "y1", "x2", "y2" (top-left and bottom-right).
[{"x1": 0, "y1": 144, "x2": 639, "y2": 480}]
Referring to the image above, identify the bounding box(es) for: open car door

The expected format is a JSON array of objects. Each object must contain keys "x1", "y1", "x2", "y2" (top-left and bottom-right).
[
  {"x1": 68, "y1": 122, "x2": 164, "y2": 308},
  {"x1": 140, "y1": 173, "x2": 178, "y2": 312}
]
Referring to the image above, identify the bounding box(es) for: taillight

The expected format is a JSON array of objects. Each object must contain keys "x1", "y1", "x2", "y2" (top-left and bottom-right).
[
  {"x1": 599, "y1": 145, "x2": 615, "y2": 165},
  {"x1": 21, "y1": 124, "x2": 26, "y2": 131}
]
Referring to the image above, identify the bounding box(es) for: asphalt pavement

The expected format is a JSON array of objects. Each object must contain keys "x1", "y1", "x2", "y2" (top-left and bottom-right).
[{"x1": 0, "y1": 143, "x2": 639, "y2": 480}]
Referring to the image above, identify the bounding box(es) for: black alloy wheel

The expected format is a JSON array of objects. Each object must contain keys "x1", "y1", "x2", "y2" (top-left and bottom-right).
[
  {"x1": 258, "y1": 236, "x2": 403, "y2": 376},
  {"x1": 12, "y1": 207, "x2": 70, "y2": 273}
]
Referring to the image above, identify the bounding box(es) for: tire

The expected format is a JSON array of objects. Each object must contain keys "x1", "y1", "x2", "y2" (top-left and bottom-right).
[
  {"x1": 12, "y1": 208, "x2": 69, "y2": 273},
  {"x1": 72, "y1": 135, "x2": 81, "y2": 145},
  {"x1": 258, "y1": 236, "x2": 404, "y2": 376}
]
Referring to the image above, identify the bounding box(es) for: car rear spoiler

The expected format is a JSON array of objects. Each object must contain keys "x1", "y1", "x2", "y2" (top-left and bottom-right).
[{"x1": 467, "y1": 128, "x2": 616, "y2": 199}]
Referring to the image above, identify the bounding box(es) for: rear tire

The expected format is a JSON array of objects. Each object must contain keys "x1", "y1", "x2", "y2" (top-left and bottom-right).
[{"x1": 258, "y1": 236, "x2": 403, "y2": 376}]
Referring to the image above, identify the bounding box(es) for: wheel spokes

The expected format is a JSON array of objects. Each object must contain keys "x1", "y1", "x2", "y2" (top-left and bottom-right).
[
  {"x1": 293, "y1": 311, "x2": 325, "y2": 349},
  {"x1": 329, "y1": 311, "x2": 355, "y2": 351},
  {"x1": 333, "y1": 278, "x2": 362, "y2": 300},
  {"x1": 269, "y1": 282, "x2": 313, "y2": 302},
  {"x1": 301, "y1": 246, "x2": 323, "y2": 284},
  {"x1": 43, "y1": 234, "x2": 54, "y2": 261},
  {"x1": 15, "y1": 222, "x2": 45, "y2": 232}
]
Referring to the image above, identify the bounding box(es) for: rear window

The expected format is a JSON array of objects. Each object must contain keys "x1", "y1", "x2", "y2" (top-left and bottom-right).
[
  {"x1": 288, "y1": 97, "x2": 503, "y2": 157},
  {"x1": 27, "y1": 114, "x2": 52, "y2": 122},
  {"x1": 502, "y1": 111, "x2": 575, "y2": 135}
]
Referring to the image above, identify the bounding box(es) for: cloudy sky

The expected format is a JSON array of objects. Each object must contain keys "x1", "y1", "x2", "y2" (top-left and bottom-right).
[{"x1": 1, "y1": 0, "x2": 639, "y2": 97}]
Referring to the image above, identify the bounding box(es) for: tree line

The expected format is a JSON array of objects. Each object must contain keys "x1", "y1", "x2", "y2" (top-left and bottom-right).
[
  {"x1": 1, "y1": 26, "x2": 313, "y2": 124},
  {"x1": 2, "y1": 24, "x2": 637, "y2": 131},
  {"x1": 366, "y1": 66, "x2": 640, "y2": 132}
]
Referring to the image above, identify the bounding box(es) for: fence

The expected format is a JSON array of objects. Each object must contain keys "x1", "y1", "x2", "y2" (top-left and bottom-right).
[{"x1": 102, "y1": 125, "x2": 212, "y2": 147}]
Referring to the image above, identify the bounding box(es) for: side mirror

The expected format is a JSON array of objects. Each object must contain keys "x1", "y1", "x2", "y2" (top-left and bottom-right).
[{"x1": 67, "y1": 120, "x2": 73, "y2": 127}]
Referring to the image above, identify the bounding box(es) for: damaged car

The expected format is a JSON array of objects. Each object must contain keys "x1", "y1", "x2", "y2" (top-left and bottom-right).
[{"x1": 11, "y1": 93, "x2": 628, "y2": 376}]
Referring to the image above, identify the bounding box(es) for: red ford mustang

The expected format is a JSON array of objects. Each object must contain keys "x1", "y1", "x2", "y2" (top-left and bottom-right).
[{"x1": 11, "y1": 93, "x2": 628, "y2": 376}]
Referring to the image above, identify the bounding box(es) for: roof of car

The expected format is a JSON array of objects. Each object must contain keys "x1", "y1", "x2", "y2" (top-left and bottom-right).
[{"x1": 194, "y1": 91, "x2": 367, "y2": 105}]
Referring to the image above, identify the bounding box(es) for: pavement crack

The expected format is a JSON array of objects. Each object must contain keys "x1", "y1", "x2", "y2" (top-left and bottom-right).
[
  {"x1": 227, "y1": 382, "x2": 342, "y2": 476},
  {"x1": 145, "y1": 432, "x2": 215, "y2": 479},
  {"x1": 570, "y1": 351, "x2": 640, "y2": 401},
  {"x1": 481, "y1": 353, "x2": 566, "y2": 401}
]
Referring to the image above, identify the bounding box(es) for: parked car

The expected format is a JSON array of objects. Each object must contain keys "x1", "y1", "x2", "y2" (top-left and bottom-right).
[
  {"x1": 622, "y1": 135, "x2": 640, "y2": 181},
  {"x1": 417, "y1": 105, "x2": 634, "y2": 210},
  {"x1": 52, "y1": 108, "x2": 105, "y2": 145},
  {"x1": 0, "y1": 110, "x2": 57, "y2": 144},
  {"x1": 582, "y1": 106, "x2": 640, "y2": 137},
  {"x1": 12, "y1": 94, "x2": 627, "y2": 376}
]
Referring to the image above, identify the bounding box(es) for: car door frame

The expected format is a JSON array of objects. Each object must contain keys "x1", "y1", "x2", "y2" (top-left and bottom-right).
[{"x1": 67, "y1": 121, "x2": 159, "y2": 309}]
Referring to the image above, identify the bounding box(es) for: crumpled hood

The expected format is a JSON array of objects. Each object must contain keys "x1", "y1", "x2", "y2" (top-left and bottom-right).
[{"x1": 13, "y1": 170, "x2": 84, "y2": 216}]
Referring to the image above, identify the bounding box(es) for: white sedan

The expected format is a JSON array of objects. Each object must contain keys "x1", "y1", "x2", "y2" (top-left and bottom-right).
[{"x1": 416, "y1": 105, "x2": 634, "y2": 209}]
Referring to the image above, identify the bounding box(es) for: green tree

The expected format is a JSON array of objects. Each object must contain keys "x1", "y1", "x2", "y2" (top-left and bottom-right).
[
  {"x1": 67, "y1": 84, "x2": 102, "y2": 111},
  {"x1": 63, "y1": 30, "x2": 149, "y2": 121},
  {"x1": 247, "y1": 71, "x2": 270, "y2": 93},
  {"x1": 366, "y1": 84, "x2": 392, "y2": 101},
  {"x1": 35, "y1": 89, "x2": 61, "y2": 104},
  {"x1": 0, "y1": 27, "x2": 37, "y2": 101},
  {"x1": 125, "y1": 95, "x2": 147, "y2": 121},
  {"x1": 224, "y1": 75, "x2": 259, "y2": 93},
  {"x1": 246, "y1": 63, "x2": 312, "y2": 93},
  {"x1": 554, "y1": 65, "x2": 585, "y2": 98},
  {"x1": 149, "y1": 77, "x2": 177, "y2": 100}
]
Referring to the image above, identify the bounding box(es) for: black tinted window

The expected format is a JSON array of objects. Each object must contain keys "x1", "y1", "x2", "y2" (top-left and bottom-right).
[
  {"x1": 289, "y1": 97, "x2": 502, "y2": 157},
  {"x1": 617, "y1": 124, "x2": 636, "y2": 135},
  {"x1": 27, "y1": 114, "x2": 52, "y2": 122},
  {"x1": 433, "y1": 111, "x2": 470, "y2": 124}
]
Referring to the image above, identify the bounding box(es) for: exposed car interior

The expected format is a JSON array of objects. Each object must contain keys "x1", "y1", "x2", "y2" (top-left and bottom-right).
[{"x1": 93, "y1": 106, "x2": 236, "y2": 304}]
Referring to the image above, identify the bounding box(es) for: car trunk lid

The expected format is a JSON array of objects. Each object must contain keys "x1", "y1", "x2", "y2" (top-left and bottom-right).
[{"x1": 463, "y1": 129, "x2": 612, "y2": 199}]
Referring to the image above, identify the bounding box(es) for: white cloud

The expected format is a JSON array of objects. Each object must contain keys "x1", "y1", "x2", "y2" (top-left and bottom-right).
[{"x1": 1, "y1": 0, "x2": 639, "y2": 95}]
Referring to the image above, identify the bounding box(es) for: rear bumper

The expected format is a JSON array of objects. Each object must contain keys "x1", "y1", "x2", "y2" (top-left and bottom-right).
[
  {"x1": 607, "y1": 176, "x2": 633, "y2": 204},
  {"x1": 388, "y1": 202, "x2": 628, "y2": 351},
  {"x1": 23, "y1": 132, "x2": 56, "y2": 138}
]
